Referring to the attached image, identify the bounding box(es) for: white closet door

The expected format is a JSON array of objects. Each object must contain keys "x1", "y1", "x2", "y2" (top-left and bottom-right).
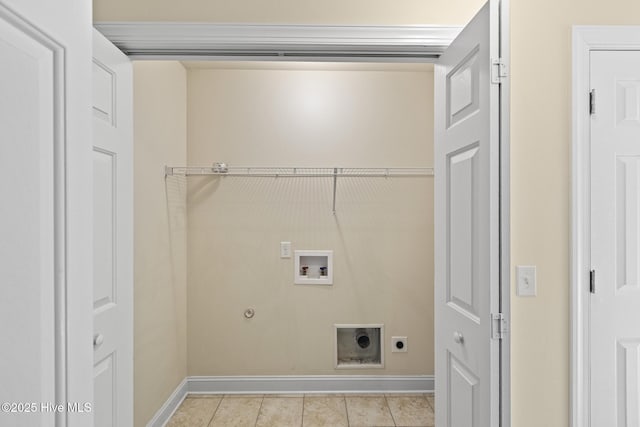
[
  {"x1": 92, "y1": 28, "x2": 133, "y2": 427},
  {"x1": 434, "y1": 2, "x2": 503, "y2": 426}
]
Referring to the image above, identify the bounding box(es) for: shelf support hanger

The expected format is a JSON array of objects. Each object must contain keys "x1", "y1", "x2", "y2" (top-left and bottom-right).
[{"x1": 332, "y1": 167, "x2": 338, "y2": 215}]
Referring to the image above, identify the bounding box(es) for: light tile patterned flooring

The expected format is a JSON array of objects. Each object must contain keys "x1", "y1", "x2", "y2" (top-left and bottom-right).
[{"x1": 167, "y1": 393, "x2": 435, "y2": 427}]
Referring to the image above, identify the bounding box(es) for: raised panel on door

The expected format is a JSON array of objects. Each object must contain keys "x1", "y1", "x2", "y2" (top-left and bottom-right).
[
  {"x1": 616, "y1": 340, "x2": 640, "y2": 426},
  {"x1": 93, "y1": 355, "x2": 116, "y2": 427},
  {"x1": 93, "y1": 148, "x2": 116, "y2": 311},
  {"x1": 616, "y1": 157, "x2": 640, "y2": 292},
  {"x1": 92, "y1": 28, "x2": 133, "y2": 427},
  {"x1": 448, "y1": 145, "x2": 481, "y2": 322},
  {"x1": 93, "y1": 60, "x2": 116, "y2": 125},
  {"x1": 435, "y1": 2, "x2": 502, "y2": 426},
  {"x1": 590, "y1": 50, "x2": 640, "y2": 427},
  {"x1": 448, "y1": 353, "x2": 479, "y2": 427},
  {"x1": 447, "y1": 49, "x2": 480, "y2": 128}
]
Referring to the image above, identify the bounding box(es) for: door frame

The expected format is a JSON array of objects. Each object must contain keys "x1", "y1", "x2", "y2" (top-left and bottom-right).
[
  {"x1": 498, "y1": 2, "x2": 511, "y2": 426},
  {"x1": 571, "y1": 25, "x2": 640, "y2": 427},
  {"x1": 93, "y1": 22, "x2": 462, "y2": 61},
  {"x1": 95, "y1": 5, "x2": 511, "y2": 425}
]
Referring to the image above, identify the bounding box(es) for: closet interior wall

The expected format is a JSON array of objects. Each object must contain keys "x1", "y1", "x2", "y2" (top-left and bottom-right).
[
  {"x1": 131, "y1": 60, "x2": 435, "y2": 425},
  {"x1": 185, "y1": 64, "x2": 435, "y2": 376},
  {"x1": 133, "y1": 61, "x2": 188, "y2": 427}
]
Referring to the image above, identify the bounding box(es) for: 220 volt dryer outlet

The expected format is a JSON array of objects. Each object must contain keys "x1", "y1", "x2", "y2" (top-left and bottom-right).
[{"x1": 392, "y1": 336, "x2": 408, "y2": 353}]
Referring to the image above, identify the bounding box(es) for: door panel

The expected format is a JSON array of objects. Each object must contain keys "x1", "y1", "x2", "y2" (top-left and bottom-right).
[
  {"x1": 616, "y1": 156, "x2": 640, "y2": 291},
  {"x1": 94, "y1": 355, "x2": 116, "y2": 427},
  {"x1": 447, "y1": 49, "x2": 480, "y2": 127},
  {"x1": 93, "y1": 149, "x2": 116, "y2": 310},
  {"x1": 435, "y1": 2, "x2": 502, "y2": 426},
  {"x1": 92, "y1": 29, "x2": 133, "y2": 427},
  {"x1": 449, "y1": 354, "x2": 479, "y2": 427},
  {"x1": 617, "y1": 339, "x2": 640, "y2": 426},
  {"x1": 590, "y1": 50, "x2": 640, "y2": 427},
  {"x1": 448, "y1": 145, "x2": 480, "y2": 320},
  {"x1": 93, "y1": 61, "x2": 116, "y2": 124}
]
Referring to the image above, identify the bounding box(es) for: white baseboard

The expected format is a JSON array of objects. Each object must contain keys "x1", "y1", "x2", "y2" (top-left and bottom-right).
[
  {"x1": 146, "y1": 378, "x2": 188, "y2": 427},
  {"x1": 188, "y1": 375, "x2": 433, "y2": 394},
  {"x1": 147, "y1": 375, "x2": 433, "y2": 426}
]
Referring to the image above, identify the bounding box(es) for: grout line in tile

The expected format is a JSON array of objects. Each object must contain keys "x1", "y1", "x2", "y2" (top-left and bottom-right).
[
  {"x1": 297, "y1": 395, "x2": 305, "y2": 427},
  {"x1": 205, "y1": 397, "x2": 222, "y2": 427},
  {"x1": 384, "y1": 394, "x2": 397, "y2": 427},
  {"x1": 425, "y1": 393, "x2": 435, "y2": 412},
  {"x1": 254, "y1": 395, "x2": 265, "y2": 427},
  {"x1": 343, "y1": 395, "x2": 351, "y2": 427}
]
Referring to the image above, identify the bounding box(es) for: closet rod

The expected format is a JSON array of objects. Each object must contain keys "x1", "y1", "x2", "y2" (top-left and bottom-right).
[{"x1": 164, "y1": 164, "x2": 434, "y2": 178}]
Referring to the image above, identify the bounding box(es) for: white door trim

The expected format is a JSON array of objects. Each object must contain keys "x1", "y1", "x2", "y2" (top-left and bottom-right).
[
  {"x1": 498, "y1": 3, "x2": 511, "y2": 427},
  {"x1": 571, "y1": 25, "x2": 640, "y2": 427}
]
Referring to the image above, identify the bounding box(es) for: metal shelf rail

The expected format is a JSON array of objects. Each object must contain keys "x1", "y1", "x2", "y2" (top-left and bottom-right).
[{"x1": 165, "y1": 163, "x2": 434, "y2": 213}]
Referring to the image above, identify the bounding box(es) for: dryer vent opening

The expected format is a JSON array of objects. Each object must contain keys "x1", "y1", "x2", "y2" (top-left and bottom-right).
[
  {"x1": 356, "y1": 329, "x2": 371, "y2": 349},
  {"x1": 335, "y1": 324, "x2": 383, "y2": 369}
]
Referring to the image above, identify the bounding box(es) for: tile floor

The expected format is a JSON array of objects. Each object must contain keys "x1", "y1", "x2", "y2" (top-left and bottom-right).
[{"x1": 166, "y1": 393, "x2": 435, "y2": 427}]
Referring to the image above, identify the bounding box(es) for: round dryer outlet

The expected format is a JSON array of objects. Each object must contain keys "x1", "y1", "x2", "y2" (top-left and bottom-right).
[{"x1": 391, "y1": 336, "x2": 408, "y2": 353}]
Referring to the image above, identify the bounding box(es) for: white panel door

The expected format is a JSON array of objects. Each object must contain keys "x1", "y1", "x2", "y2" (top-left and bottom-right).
[
  {"x1": 434, "y1": 2, "x2": 502, "y2": 426},
  {"x1": 590, "y1": 50, "x2": 640, "y2": 427},
  {"x1": 0, "y1": 1, "x2": 93, "y2": 426},
  {"x1": 92, "y1": 29, "x2": 133, "y2": 427}
]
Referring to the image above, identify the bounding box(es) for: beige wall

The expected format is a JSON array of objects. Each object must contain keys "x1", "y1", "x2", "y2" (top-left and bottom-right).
[
  {"x1": 186, "y1": 65, "x2": 434, "y2": 375},
  {"x1": 509, "y1": 1, "x2": 640, "y2": 426},
  {"x1": 133, "y1": 61, "x2": 188, "y2": 427},
  {"x1": 94, "y1": 0, "x2": 483, "y2": 25}
]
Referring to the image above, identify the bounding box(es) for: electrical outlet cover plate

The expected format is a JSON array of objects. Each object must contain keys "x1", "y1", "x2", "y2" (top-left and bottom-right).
[
  {"x1": 280, "y1": 241, "x2": 292, "y2": 258},
  {"x1": 516, "y1": 265, "x2": 536, "y2": 297},
  {"x1": 391, "y1": 336, "x2": 408, "y2": 353}
]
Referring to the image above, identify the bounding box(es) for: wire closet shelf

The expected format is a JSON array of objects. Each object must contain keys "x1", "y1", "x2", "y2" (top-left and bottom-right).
[
  {"x1": 165, "y1": 164, "x2": 433, "y2": 178},
  {"x1": 164, "y1": 163, "x2": 434, "y2": 213}
]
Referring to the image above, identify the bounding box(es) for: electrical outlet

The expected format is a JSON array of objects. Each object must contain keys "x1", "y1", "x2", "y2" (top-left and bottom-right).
[{"x1": 392, "y1": 336, "x2": 408, "y2": 353}]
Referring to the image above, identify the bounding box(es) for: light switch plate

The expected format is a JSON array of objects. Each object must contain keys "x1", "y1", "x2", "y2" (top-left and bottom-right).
[
  {"x1": 280, "y1": 242, "x2": 291, "y2": 258},
  {"x1": 516, "y1": 265, "x2": 536, "y2": 297}
]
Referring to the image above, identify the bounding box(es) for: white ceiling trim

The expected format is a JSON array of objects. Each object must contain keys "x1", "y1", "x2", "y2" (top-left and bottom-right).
[{"x1": 94, "y1": 22, "x2": 462, "y2": 62}]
